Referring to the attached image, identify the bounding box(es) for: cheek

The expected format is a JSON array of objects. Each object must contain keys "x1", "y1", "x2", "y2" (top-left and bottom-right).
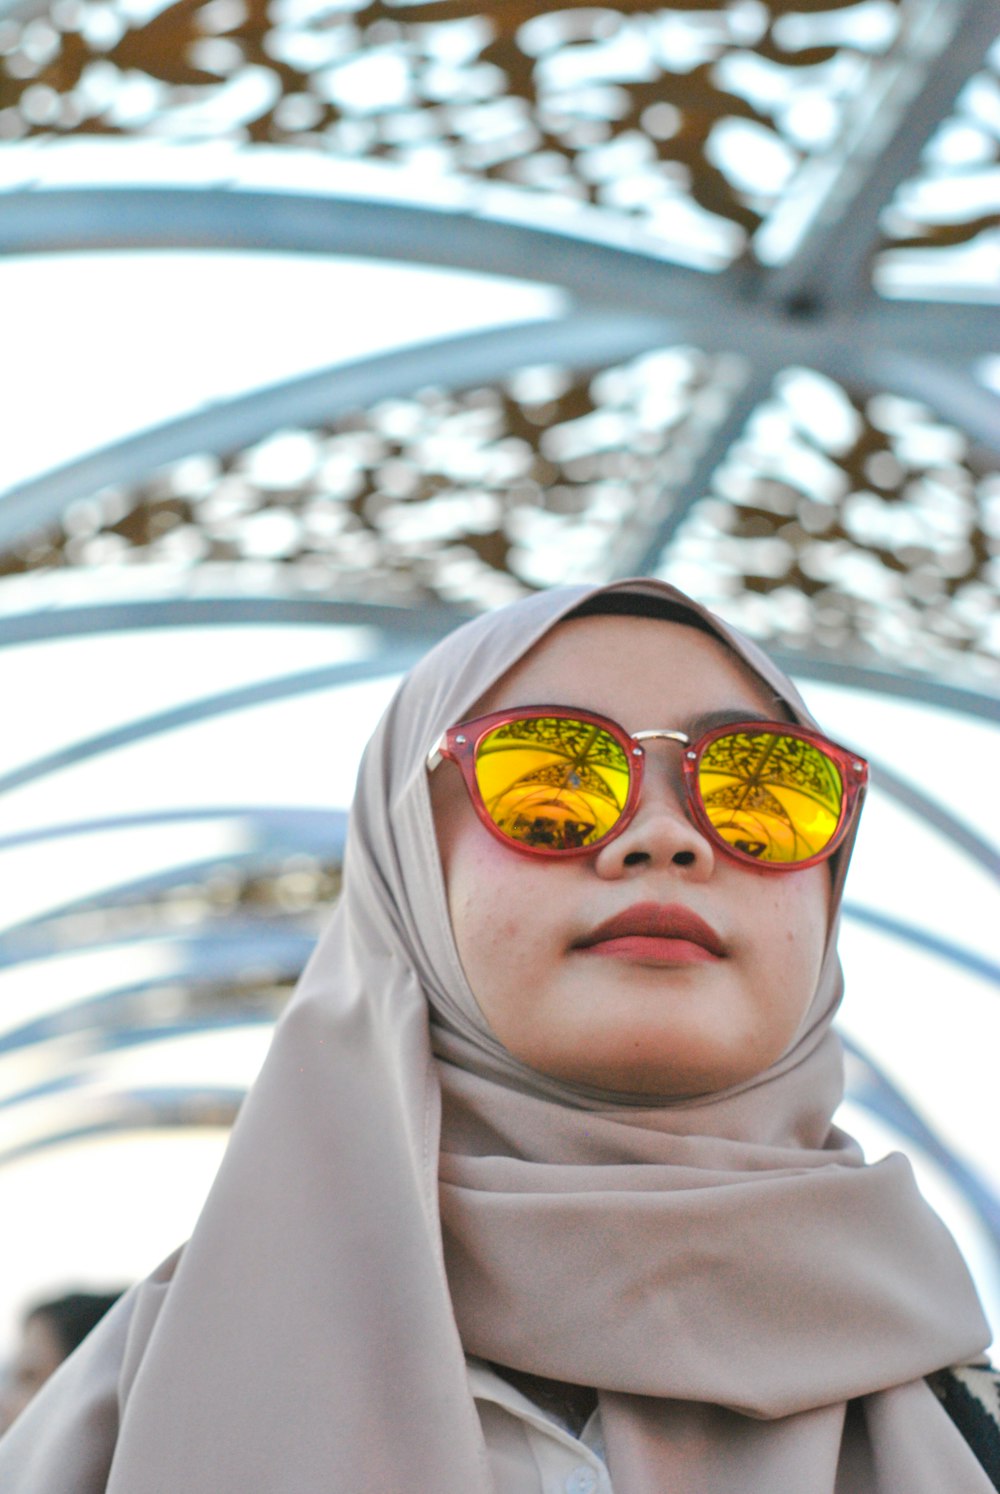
[
  {"x1": 768, "y1": 872, "x2": 831, "y2": 1000},
  {"x1": 439, "y1": 830, "x2": 568, "y2": 1051},
  {"x1": 443, "y1": 835, "x2": 529, "y2": 980},
  {"x1": 450, "y1": 876, "x2": 515, "y2": 969}
]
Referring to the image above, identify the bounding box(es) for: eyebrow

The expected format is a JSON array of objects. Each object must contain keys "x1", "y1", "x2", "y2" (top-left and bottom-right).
[{"x1": 685, "y1": 707, "x2": 786, "y2": 737}]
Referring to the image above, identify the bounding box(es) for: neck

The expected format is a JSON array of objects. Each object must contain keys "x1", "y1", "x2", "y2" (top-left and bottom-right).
[{"x1": 488, "y1": 1361, "x2": 599, "y2": 1436}]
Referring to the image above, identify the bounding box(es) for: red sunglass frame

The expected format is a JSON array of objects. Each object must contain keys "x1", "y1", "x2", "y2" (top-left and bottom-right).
[{"x1": 430, "y1": 705, "x2": 868, "y2": 871}]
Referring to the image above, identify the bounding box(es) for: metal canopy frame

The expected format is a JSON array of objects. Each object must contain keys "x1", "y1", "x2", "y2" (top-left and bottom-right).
[{"x1": 0, "y1": 3, "x2": 996, "y2": 626}]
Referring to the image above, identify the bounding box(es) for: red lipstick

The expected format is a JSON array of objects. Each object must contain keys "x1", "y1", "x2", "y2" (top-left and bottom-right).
[{"x1": 573, "y1": 902, "x2": 726, "y2": 965}]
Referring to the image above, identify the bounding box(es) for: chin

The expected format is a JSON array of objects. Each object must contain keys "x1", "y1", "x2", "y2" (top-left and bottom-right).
[{"x1": 567, "y1": 1038, "x2": 769, "y2": 1098}]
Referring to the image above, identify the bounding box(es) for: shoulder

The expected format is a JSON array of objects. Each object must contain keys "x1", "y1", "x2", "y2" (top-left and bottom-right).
[{"x1": 928, "y1": 1363, "x2": 1000, "y2": 1491}]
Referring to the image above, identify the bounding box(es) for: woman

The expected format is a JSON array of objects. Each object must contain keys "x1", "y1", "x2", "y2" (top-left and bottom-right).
[{"x1": 0, "y1": 577, "x2": 995, "y2": 1492}]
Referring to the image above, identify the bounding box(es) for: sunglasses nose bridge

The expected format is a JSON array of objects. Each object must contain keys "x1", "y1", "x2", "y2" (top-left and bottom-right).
[
  {"x1": 630, "y1": 729, "x2": 692, "y2": 748},
  {"x1": 624, "y1": 729, "x2": 697, "y2": 825},
  {"x1": 628, "y1": 731, "x2": 694, "y2": 789}
]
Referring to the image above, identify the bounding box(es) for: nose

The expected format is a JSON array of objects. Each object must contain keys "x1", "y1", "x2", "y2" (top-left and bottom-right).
[{"x1": 592, "y1": 744, "x2": 715, "y2": 880}]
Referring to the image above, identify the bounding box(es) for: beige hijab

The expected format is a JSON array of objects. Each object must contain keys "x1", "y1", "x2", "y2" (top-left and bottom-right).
[{"x1": 0, "y1": 579, "x2": 991, "y2": 1493}]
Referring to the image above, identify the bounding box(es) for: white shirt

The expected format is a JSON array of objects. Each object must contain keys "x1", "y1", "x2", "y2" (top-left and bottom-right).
[{"x1": 467, "y1": 1358, "x2": 615, "y2": 1494}]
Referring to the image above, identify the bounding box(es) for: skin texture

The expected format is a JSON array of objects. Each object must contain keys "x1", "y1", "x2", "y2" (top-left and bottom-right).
[{"x1": 431, "y1": 615, "x2": 831, "y2": 1097}]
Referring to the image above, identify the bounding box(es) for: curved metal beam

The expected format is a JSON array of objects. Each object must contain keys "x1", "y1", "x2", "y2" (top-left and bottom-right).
[
  {"x1": 0, "y1": 803, "x2": 346, "y2": 859},
  {"x1": 867, "y1": 298, "x2": 1000, "y2": 358},
  {"x1": 842, "y1": 902, "x2": 1000, "y2": 988},
  {"x1": 0, "y1": 1086, "x2": 248, "y2": 1167},
  {"x1": 0, "y1": 653, "x2": 412, "y2": 800},
  {"x1": 751, "y1": 0, "x2": 996, "y2": 311},
  {"x1": 843, "y1": 1035, "x2": 1000, "y2": 1247},
  {"x1": 0, "y1": 174, "x2": 995, "y2": 362},
  {"x1": 748, "y1": 328, "x2": 1000, "y2": 458},
  {"x1": 0, "y1": 176, "x2": 722, "y2": 309},
  {"x1": 1, "y1": 840, "x2": 345, "y2": 952},
  {"x1": 0, "y1": 311, "x2": 675, "y2": 547},
  {"x1": 778, "y1": 336, "x2": 1000, "y2": 462},
  {"x1": 0, "y1": 931, "x2": 313, "y2": 1052},
  {"x1": 771, "y1": 654, "x2": 999, "y2": 723},
  {"x1": 856, "y1": 347, "x2": 1000, "y2": 453},
  {"x1": 0, "y1": 919, "x2": 317, "y2": 977},
  {"x1": 0, "y1": 596, "x2": 995, "y2": 719},
  {"x1": 0, "y1": 596, "x2": 465, "y2": 649},
  {"x1": 621, "y1": 357, "x2": 779, "y2": 575},
  {"x1": 629, "y1": 350, "x2": 999, "y2": 583},
  {"x1": 865, "y1": 758, "x2": 1000, "y2": 880}
]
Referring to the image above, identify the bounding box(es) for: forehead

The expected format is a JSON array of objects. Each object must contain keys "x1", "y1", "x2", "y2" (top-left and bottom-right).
[{"x1": 476, "y1": 614, "x2": 781, "y2": 727}]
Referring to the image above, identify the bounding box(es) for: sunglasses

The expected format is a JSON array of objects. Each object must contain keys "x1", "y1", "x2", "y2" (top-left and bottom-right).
[{"x1": 428, "y1": 706, "x2": 868, "y2": 870}]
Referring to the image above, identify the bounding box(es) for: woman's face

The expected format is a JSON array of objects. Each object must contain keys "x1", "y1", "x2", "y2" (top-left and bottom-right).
[{"x1": 431, "y1": 615, "x2": 831, "y2": 1097}]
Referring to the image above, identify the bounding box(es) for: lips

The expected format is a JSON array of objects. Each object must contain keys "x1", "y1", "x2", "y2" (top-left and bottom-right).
[{"x1": 573, "y1": 902, "x2": 726, "y2": 958}]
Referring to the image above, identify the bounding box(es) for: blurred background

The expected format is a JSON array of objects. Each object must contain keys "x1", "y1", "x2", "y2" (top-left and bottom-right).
[{"x1": 0, "y1": 0, "x2": 997, "y2": 1379}]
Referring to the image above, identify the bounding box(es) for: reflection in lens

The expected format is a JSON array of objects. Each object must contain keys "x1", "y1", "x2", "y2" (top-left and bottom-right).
[
  {"x1": 698, "y1": 731, "x2": 843, "y2": 863},
  {"x1": 475, "y1": 717, "x2": 630, "y2": 850}
]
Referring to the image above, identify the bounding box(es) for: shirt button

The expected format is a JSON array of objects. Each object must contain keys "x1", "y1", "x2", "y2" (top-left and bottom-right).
[{"x1": 565, "y1": 1468, "x2": 598, "y2": 1494}]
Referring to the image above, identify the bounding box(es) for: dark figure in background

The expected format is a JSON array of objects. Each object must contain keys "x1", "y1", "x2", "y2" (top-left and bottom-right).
[{"x1": 0, "y1": 1291, "x2": 123, "y2": 1433}]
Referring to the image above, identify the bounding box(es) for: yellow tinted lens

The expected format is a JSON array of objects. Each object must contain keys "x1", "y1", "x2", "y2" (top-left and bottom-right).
[
  {"x1": 474, "y1": 717, "x2": 630, "y2": 850},
  {"x1": 698, "y1": 730, "x2": 844, "y2": 863}
]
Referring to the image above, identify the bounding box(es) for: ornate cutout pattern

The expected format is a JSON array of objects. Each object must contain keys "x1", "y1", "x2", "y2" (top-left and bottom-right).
[
  {"x1": 657, "y1": 368, "x2": 998, "y2": 681},
  {"x1": 0, "y1": 0, "x2": 931, "y2": 264},
  {"x1": 0, "y1": 349, "x2": 723, "y2": 604}
]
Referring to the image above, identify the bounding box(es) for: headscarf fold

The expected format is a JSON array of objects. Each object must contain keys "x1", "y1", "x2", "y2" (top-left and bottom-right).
[{"x1": 0, "y1": 579, "x2": 990, "y2": 1493}]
